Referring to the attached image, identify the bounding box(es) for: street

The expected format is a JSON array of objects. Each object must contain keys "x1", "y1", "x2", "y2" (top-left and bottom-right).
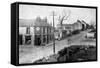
[{"x1": 19, "y1": 30, "x2": 96, "y2": 64}]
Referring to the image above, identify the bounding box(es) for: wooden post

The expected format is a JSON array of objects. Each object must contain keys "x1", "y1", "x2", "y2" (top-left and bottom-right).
[{"x1": 51, "y1": 11, "x2": 56, "y2": 54}]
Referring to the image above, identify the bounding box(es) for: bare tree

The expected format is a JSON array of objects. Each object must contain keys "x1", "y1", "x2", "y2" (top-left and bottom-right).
[{"x1": 58, "y1": 9, "x2": 71, "y2": 27}]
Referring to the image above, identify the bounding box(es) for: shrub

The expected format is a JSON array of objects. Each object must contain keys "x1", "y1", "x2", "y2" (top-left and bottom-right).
[{"x1": 57, "y1": 45, "x2": 96, "y2": 62}]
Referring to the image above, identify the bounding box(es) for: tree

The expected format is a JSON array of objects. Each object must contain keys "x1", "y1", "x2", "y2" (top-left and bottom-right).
[{"x1": 58, "y1": 9, "x2": 71, "y2": 28}]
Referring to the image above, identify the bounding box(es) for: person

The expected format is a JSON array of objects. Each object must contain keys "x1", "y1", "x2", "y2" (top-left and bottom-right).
[
  {"x1": 58, "y1": 33, "x2": 61, "y2": 41},
  {"x1": 68, "y1": 38, "x2": 71, "y2": 45}
]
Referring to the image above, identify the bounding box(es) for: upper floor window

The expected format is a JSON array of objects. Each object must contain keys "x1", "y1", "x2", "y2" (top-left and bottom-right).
[{"x1": 26, "y1": 27, "x2": 30, "y2": 34}]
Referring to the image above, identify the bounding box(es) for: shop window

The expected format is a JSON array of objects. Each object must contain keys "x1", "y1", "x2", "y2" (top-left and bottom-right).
[{"x1": 25, "y1": 35, "x2": 31, "y2": 45}]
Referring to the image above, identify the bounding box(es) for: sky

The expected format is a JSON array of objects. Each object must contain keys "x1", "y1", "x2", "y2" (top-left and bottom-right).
[{"x1": 19, "y1": 4, "x2": 96, "y2": 27}]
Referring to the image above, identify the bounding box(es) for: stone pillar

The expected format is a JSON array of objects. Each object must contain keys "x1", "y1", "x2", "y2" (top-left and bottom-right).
[
  {"x1": 31, "y1": 35, "x2": 34, "y2": 46},
  {"x1": 30, "y1": 27, "x2": 34, "y2": 46},
  {"x1": 41, "y1": 27, "x2": 43, "y2": 45}
]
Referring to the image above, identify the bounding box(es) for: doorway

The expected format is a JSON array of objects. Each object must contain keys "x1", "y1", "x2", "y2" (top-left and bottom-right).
[{"x1": 34, "y1": 35, "x2": 41, "y2": 46}]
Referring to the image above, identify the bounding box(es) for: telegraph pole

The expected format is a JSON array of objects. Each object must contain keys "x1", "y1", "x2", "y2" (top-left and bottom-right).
[{"x1": 51, "y1": 11, "x2": 56, "y2": 54}]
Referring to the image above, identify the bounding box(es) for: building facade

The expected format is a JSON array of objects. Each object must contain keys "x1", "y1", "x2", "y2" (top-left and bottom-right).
[
  {"x1": 19, "y1": 17, "x2": 54, "y2": 46},
  {"x1": 56, "y1": 20, "x2": 85, "y2": 39}
]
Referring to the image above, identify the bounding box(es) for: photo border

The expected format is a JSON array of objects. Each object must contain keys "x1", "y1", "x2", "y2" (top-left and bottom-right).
[{"x1": 12, "y1": 2, "x2": 98, "y2": 66}]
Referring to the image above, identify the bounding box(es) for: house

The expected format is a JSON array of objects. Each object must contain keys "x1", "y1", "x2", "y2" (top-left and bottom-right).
[
  {"x1": 81, "y1": 20, "x2": 87, "y2": 30},
  {"x1": 19, "y1": 19, "x2": 34, "y2": 45},
  {"x1": 19, "y1": 17, "x2": 54, "y2": 46},
  {"x1": 72, "y1": 20, "x2": 83, "y2": 31},
  {"x1": 56, "y1": 20, "x2": 84, "y2": 39},
  {"x1": 56, "y1": 24, "x2": 74, "y2": 39}
]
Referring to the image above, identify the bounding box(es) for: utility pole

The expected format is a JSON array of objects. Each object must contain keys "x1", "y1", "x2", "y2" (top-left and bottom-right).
[{"x1": 51, "y1": 11, "x2": 56, "y2": 54}]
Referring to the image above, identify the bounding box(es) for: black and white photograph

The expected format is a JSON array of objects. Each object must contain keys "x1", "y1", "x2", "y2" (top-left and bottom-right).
[{"x1": 18, "y1": 3, "x2": 97, "y2": 64}]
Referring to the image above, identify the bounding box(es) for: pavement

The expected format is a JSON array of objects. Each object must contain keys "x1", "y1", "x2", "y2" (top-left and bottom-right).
[{"x1": 19, "y1": 30, "x2": 96, "y2": 64}]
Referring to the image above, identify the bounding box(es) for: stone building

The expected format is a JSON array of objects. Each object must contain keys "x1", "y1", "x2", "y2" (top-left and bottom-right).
[{"x1": 19, "y1": 17, "x2": 54, "y2": 46}]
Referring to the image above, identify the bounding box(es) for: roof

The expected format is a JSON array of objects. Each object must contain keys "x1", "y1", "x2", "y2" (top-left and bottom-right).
[
  {"x1": 19, "y1": 19, "x2": 52, "y2": 27},
  {"x1": 19, "y1": 19, "x2": 34, "y2": 27},
  {"x1": 57, "y1": 23, "x2": 73, "y2": 27},
  {"x1": 34, "y1": 20, "x2": 51, "y2": 27}
]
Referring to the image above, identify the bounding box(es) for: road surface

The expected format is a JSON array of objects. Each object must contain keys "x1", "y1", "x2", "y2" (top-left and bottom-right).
[{"x1": 19, "y1": 30, "x2": 96, "y2": 64}]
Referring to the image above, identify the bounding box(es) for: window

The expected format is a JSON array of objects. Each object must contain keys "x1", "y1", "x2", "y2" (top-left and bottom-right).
[{"x1": 26, "y1": 27, "x2": 30, "y2": 34}]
